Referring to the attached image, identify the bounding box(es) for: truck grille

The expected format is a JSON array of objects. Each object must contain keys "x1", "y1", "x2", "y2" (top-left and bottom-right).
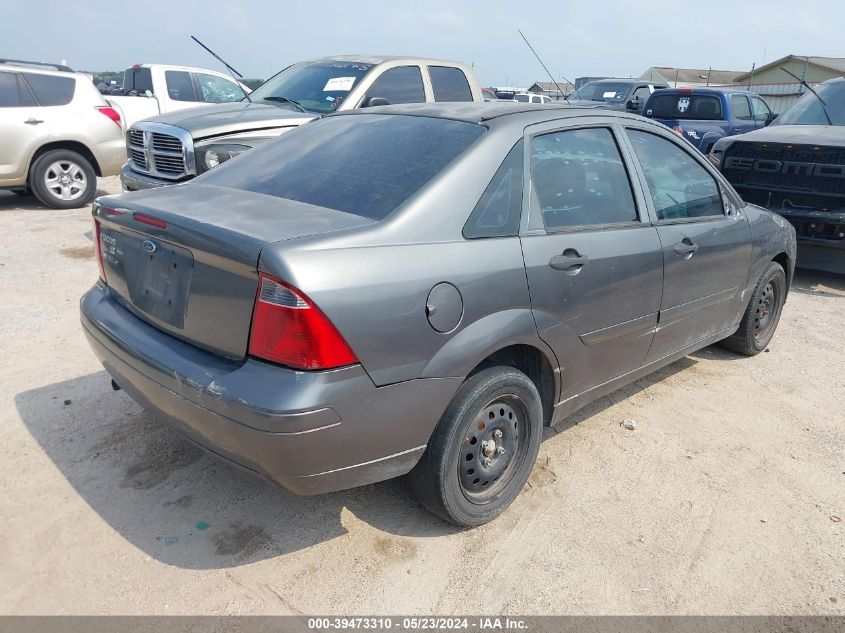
[
  {"x1": 722, "y1": 142, "x2": 845, "y2": 198},
  {"x1": 126, "y1": 124, "x2": 194, "y2": 180}
]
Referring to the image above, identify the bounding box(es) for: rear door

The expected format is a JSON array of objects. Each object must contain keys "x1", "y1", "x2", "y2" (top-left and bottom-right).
[
  {"x1": 622, "y1": 125, "x2": 752, "y2": 363},
  {"x1": 520, "y1": 119, "x2": 663, "y2": 401},
  {"x1": 0, "y1": 70, "x2": 47, "y2": 183},
  {"x1": 729, "y1": 93, "x2": 757, "y2": 135}
]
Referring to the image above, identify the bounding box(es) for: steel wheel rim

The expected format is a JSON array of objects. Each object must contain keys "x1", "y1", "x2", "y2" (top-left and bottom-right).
[
  {"x1": 43, "y1": 160, "x2": 87, "y2": 202},
  {"x1": 753, "y1": 280, "x2": 780, "y2": 346},
  {"x1": 458, "y1": 394, "x2": 530, "y2": 503}
]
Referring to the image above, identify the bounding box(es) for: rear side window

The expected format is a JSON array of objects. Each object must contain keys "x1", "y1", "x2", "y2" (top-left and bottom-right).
[
  {"x1": 627, "y1": 129, "x2": 723, "y2": 220},
  {"x1": 645, "y1": 94, "x2": 723, "y2": 120},
  {"x1": 429, "y1": 66, "x2": 473, "y2": 102},
  {"x1": 366, "y1": 66, "x2": 425, "y2": 104},
  {"x1": 200, "y1": 114, "x2": 486, "y2": 220},
  {"x1": 731, "y1": 94, "x2": 752, "y2": 120},
  {"x1": 531, "y1": 127, "x2": 638, "y2": 230},
  {"x1": 464, "y1": 141, "x2": 524, "y2": 238},
  {"x1": 165, "y1": 71, "x2": 196, "y2": 102},
  {"x1": 21, "y1": 72, "x2": 75, "y2": 106},
  {"x1": 0, "y1": 72, "x2": 34, "y2": 107}
]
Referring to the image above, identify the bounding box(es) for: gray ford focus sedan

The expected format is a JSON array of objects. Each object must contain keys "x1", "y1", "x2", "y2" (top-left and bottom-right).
[{"x1": 81, "y1": 103, "x2": 796, "y2": 526}]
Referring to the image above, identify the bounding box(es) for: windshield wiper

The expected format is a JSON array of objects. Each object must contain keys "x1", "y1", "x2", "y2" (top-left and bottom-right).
[
  {"x1": 262, "y1": 96, "x2": 307, "y2": 113},
  {"x1": 781, "y1": 68, "x2": 833, "y2": 126}
]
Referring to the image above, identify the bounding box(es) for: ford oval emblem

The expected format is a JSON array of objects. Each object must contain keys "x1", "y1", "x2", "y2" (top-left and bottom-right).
[{"x1": 142, "y1": 239, "x2": 157, "y2": 253}]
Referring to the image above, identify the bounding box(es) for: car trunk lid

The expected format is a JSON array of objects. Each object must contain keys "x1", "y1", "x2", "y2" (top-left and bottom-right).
[{"x1": 95, "y1": 184, "x2": 375, "y2": 360}]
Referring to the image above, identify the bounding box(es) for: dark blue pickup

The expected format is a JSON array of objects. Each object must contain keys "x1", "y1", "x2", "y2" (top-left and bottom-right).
[{"x1": 642, "y1": 87, "x2": 776, "y2": 153}]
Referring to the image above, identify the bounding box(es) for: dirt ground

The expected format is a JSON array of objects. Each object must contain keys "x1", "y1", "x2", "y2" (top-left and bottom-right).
[{"x1": 1, "y1": 177, "x2": 843, "y2": 615}]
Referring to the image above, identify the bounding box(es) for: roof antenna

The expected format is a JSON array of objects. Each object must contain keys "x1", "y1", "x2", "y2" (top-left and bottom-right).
[
  {"x1": 190, "y1": 35, "x2": 251, "y2": 103},
  {"x1": 517, "y1": 29, "x2": 572, "y2": 101}
]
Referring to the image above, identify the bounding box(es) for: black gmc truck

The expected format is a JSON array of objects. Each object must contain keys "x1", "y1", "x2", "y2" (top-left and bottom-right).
[{"x1": 711, "y1": 77, "x2": 845, "y2": 274}]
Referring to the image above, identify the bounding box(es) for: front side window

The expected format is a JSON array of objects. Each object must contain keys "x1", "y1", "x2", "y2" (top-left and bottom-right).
[
  {"x1": 199, "y1": 114, "x2": 486, "y2": 221},
  {"x1": 429, "y1": 66, "x2": 472, "y2": 102},
  {"x1": 731, "y1": 94, "x2": 752, "y2": 121},
  {"x1": 627, "y1": 129, "x2": 723, "y2": 221},
  {"x1": 751, "y1": 97, "x2": 771, "y2": 122},
  {"x1": 366, "y1": 66, "x2": 425, "y2": 105},
  {"x1": 21, "y1": 72, "x2": 75, "y2": 106},
  {"x1": 531, "y1": 127, "x2": 638, "y2": 230},
  {"x1": 165, "y1": 71, "x2": 195, "y2": 102},
  {"x1": 464, "y1": 141, "x2": 524, "y2": 238},
  {"x1": 196, "y1": 73, "x2": 245, "y2": 103},
  {"x1": 644, "y1": 94, "x2": 723, "y2": 120}
]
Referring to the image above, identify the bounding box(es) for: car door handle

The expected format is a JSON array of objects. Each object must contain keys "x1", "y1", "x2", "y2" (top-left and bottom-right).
[
  {"x1": 549, "y1": 249, "x2": 589, "y2": 274},
  {"x1": 24, "y1": 118, "x2": 44, "y2": 125},
  {"x1": 673, "y1": 239, "x2": 699, "y2": 258}
]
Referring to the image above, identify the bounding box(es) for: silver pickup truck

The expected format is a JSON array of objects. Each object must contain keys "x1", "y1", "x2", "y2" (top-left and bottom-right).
[{"x1": 122, "y1": 55, "x2": 483, "y2": 191}]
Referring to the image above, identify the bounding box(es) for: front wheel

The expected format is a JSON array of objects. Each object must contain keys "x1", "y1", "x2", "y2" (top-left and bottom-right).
[
  {"x1": 720, "y1": 261, "x2": 786, "y2": 356},
  {"x1": 30, "y1": 150, "x2": 98, "y2": 209},
  {"x1": 409, "y1": 366, "x2": 543, "y2": 526}
]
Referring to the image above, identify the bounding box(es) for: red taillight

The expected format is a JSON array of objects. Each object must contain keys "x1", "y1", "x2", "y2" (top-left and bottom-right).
[
  {"x1": 248, "y1": 274, "x2": 358, "y2": 370},
  {"x1": 96, "y1": 106, "x2": 122, "y2": 127},
  {"x1": 93, "y1": 218, "x2": 107, "y2": 283},
  {"x1": 133, "y1": 213, "x2": 167, "y2": 229}
]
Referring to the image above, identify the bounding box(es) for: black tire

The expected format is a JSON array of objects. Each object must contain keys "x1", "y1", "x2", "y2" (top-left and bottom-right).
[
  {"x1": 30, "y1": 149, "x2": 97, "y2": 209},
  {"x1": 410, "y1": 366, "x2": 543, "y2": 527},
  {"x1": 720, "y1": 261, "x2": 786, "y2": 356}
]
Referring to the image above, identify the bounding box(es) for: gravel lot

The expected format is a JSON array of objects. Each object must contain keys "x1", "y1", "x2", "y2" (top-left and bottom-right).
[{"x1": 1, "y1": 177, "x2": 843, "y2": 615}]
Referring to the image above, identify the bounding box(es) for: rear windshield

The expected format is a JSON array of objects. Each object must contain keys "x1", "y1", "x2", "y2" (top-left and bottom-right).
[
  {"x1": 573, "y1": 82, "x2": 633, "y2": 103},
  {"x1": 198, "y1": 114, "x2": 486, "y2": 220},
  {"x1": 123, "y1": 67, "x2": 153, "y2": 93},
  {"x1": 644, "y1": 94, "x2": 723, "y2": 120}
]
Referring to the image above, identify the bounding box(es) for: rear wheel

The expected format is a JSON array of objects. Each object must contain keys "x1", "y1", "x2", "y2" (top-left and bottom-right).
[
  {"x1": 30, "y1": 150, "x2": 97, "y2": 209},
  {"x1": 410, "y1": 366, "x2": 543, "y2": 526},
  {"x1": 720, "y1": 261, "x2": 786, "y2": 356}
]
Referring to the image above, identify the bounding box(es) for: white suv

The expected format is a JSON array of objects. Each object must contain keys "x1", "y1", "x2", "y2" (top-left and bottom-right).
[{"x1": 0, "y1": 60, "x2": 125, "y2": 208}]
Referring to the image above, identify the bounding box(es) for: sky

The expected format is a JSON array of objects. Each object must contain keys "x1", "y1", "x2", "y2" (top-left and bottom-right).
[{"x1": 2, "y1": 0, "x2": 842, "y2": 87}]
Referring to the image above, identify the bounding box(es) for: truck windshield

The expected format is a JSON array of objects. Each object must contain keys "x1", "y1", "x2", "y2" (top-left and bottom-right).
[
  {"x1": 249, "y1": 60, "x2": 375, "y2": 113},
  {"x1": 197, "y1": 114, "x2": 486, "y2": 220},
  {"x1": 774, "y1": 81, "x2": 845, "y2": 126},
  {"x1": 573, "y1": 82, "x2": 632, "y2": 103},
  {"x1": 644, "y1": 94, "x2": 723, "y2": 120}
]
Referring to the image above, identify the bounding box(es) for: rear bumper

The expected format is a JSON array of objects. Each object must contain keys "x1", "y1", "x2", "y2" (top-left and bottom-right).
[
  {"x1": 121, "y1": 163, "x2": 188, "y2": 191},
  {"x1": 80, "y1": 283, "x2": 460, "y2": 494}
]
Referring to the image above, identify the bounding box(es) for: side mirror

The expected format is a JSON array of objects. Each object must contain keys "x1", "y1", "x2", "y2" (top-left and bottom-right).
[
  {"x1": 626, "y1": 97, "x2": 642, "y2": 111},
  {"x1": 765, "y1": 112, "x2": 778, "y2": 126},
  {"x1": 144, "y1": 89, "x2": 153, "y2": 98},
  {"x1": 362, "y1": 96, "x2": 390, "y2": 108}
]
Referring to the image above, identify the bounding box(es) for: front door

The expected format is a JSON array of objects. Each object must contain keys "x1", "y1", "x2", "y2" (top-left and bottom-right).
[
  {"x1": 623, "y1": 127, "x2": 752, "y2": 363},
  {"x1": 520, "y1": 122, "x2": 663, "y2": 402}
]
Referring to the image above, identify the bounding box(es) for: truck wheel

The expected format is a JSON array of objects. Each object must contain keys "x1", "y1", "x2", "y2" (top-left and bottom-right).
[
  {"x1": 410, "y1": 366, "x2": 543, "y2": 527},
  {"x1": 30, "y1": 150, "x2": 97, "y2": 209},
  {"x1": 720, "y1": 261, "x2": 786, "y2": 356}
]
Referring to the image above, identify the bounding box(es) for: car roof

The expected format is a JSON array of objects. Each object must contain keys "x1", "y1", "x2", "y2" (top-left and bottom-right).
[
  {"x1": 333, "y1": 102, "x2": 632, "y2": 127},
  {"x1": 652, "y1": 86, "x2": 756, "y2": 95},
  {"x1": 583, "y1": 78, "x2": 662, "y2": 85},
  {"x1": 312, "y1": 55, "x2": 469, "y2": 66},
  {"x1": 0, "y1": 63, "x2": 82, "y2": 79}
]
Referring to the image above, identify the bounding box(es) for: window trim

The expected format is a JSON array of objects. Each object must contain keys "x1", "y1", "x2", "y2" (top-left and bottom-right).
[
  {"x1": 621, "y1": 124, "x2": 729, "y2": 225},
  {"x1": 523, "y1": 121, "x2": 649, "y2": 235}
]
